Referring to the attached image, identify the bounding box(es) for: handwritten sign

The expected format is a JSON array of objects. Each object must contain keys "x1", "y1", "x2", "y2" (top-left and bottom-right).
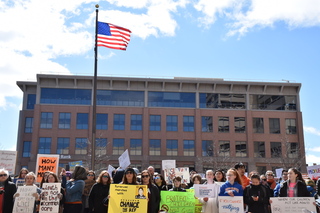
[
  {"x1": 35, "y1": 154, "x2": 59, "y2": 183},
  {"x1": 39, "y1": 183, "x2": 61, "y2": 213},
  {"x1": 108, "y1": 184, "x2": 148, "y2": 213},
  {"x1": 162, "y1": 160, "x2": 176, "y2": 170},
  {"x1": 270, "y1": 197, "x2": 317, "y2": 213},
  {"x1": 186, "y1": 189, "x2": 202, "y2": 213},
  {"x1": 0, "y1": 150, "x2": 17, "y2": 175},
  {"x1": 218, "y1": 196, "x2": 244, "y2": 213},
  {"x1": 307, "y1": 164, "x2": 320, "y2": 179},
  {"x1": 118, "y1": 150, "x2": 131, "y2": 169},
  {"x1": 13, "y1": 185, "x2": 37, "y2": 213},
  {"x1": 164, "y1": 167, "x2": 190, "y2": 184},
  {"x1": 108, "y1": 165, "x2": 115, "y2": 177},
  {"x1": 159, "y1": 191, "x2": 195, "y2": 213}
]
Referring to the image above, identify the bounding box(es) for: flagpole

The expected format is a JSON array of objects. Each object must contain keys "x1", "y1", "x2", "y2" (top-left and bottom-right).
[{"x1": 91, "y1": 4, "x2": 99, "y2": 171}]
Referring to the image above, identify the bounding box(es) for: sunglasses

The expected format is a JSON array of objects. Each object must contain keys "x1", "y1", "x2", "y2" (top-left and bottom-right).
[
  {"x1": 102, "y1": 175, "x2": 110, "y2": 178},
  {"x1": 267, "y1": 174, "x2": 273, "y2": 176},
  {"x1": 154, "y1": 177, "x2": 160, "y2": 180},
  {"x1": 0, "y1": 174, "x2": 7, "y2": 177},
  {"x1": 87, "y1": 174, "x2": 94, "y2": 176},
  {"x1": 126, "y1": 171, "x2": 133, "y2": 174},
  {"x1": 262, "y1": 179, "x2": 267, "y2": 181},
  {"x1": 141, "y1": 175, "x2": 149, "y2": 178}
]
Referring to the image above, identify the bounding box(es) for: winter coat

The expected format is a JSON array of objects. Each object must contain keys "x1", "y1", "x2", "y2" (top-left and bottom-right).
[
  {"x1": 279, "y1": 180, "x2": 310, "y2": 197},
  {"x1": 88, "y1": 183, "x2": 110, "y2": 213},
  {"x1": 244, "y1": 184, "x2": 270, "y2": 213}
]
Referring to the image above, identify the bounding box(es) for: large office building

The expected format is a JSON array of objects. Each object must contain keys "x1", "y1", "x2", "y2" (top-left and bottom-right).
[{"x1": 16, "y1": 74, "x2": 306, "y2": 174}]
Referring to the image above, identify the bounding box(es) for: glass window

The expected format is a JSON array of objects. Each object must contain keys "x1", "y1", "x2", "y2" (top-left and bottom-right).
[
  {"x1": 114, "y1": 114, "x2": 125, "y2": 130},
  {"x1": 40, "y1": 88, "x2": 91, "y2": 105},
  {"x1": 76, "y1": 113, "x2": 88, "y2": 129},
  {"x1": 270, "y1": 142, "x2": 282, "y2": 158},
  {"x1": 249, "y1": 95, "x2": 296, "y2": 111},
  {"x1": 148, "y1": 92, "x2": 196, "y2": 108},
  {"x1": 202, "y1": 140, "x2": 213, "y2": 157},
  {"x1": 22, "y1": 141, "x2": 31, "y2": 157},
  {"x1": 130, "y1": 114, "x2": 142, "y2": 131},
  {"x1": 166, "y1": 115, "x2": 178, "y2": 131},
  {"x1": 253, "y1": 118, "x2": 264, "y2": 133},
  {"x1": 235, "y1": 117, "x2": 245, "y2": 133},
  {"x1": 38, "y1": 137, "x2": 51, "y2": 154},
  {"x1": 96, "y1": 138, "x2": 107, "y2": 156},
  {"x1": 59, "y1": 113, "x2": 71, "y2": 129},
  {"x1": 97, "y1": 90, "x2": 144, "y2": 107},
  {"x1": 166, "y1": 140, "x2": 178, "y2": 156},
  {"x1": 269, "y1": 118, "x2": 280, "y2": 134},
  {"x1": 183, "y1": 116, "x2": 194, "y2": 132},
  {"x1": 201, "y1": 116, "x2": 213, "y2": 132},
  {"x1": 288, "y1": 142, "x2": 299, "y2": 158},
  {"x1": 40, "y1": 112, "x2": 53, "y2": 129},
  {"x1": 218, "y1": 141, "x2": 230, "y2": 157},
  {"x1": 254, "y1": 141, "x2": 265, "y2": 158},
  {"x1": 130, "y1": 139, "x2": 142, "y2": 155},
  {"x1": 96, "y1": 114, "x2": 108, "y2": 130},
  {"x1": 199, "y1": 93, "x2": 246, "y2": 109},
  {"x1": 149, "y1": 139, "x2": 161, "y2": 156},
  {"x1": 235, "y1": 141, "x2": 247, "y2": 157},
  {"x1": 75, "y1": 138, "x2": 87, "y2": 154},
  {"x1": 113, "y1": 138, "x2": 124, "y2": 155},
  {"x1": 57, "y1": 138, "x2": 70, "y2": 154},
  {"x1": 286, "y1": 118, "x2": 296, "y2": 134},
  {"x1": 183, "y1": 140, "x2": 195, "y2": 156},
  {"x1": 27, "y1": 94, "x2": 36, "y2": 109},
  {"x1": 150, "y1": 115, "x2": 161, "y2": 131},
  {"x1": 218, "y1": 116, "x2": 229, "y2": 133},
  {"x1": 25, "y1": 117, "x2": 33, "y2": 133}
]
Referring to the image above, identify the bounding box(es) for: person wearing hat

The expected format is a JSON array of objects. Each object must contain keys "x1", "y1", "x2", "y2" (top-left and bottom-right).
[
  {"x1": 121, "y1": 168, "x2": 139, "y2": 185},
  {"x1": 234, "y1": 162, "x2": 250, "y2": 189}
]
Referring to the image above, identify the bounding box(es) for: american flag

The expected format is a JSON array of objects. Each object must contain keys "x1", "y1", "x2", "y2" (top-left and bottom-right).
[{"x1": 97, "y1": 21, "x2": 131, "y2": 51}]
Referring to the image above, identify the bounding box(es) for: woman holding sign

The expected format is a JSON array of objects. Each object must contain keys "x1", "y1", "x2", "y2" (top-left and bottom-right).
[
  {"x1": 219, "y1": 168, "x2": 243, "y2": 196},
  {"x1": 279, "y1": 168, "x2": 310, "y2": 197},
  {"x1": 140, "y1": 170, "x2": 160, "y2": 213},
  {"x1": 199, "y1": 170, "x2": 220, "y2": 213}
]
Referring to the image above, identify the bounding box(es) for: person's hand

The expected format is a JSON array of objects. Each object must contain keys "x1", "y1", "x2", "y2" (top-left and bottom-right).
[
  {"x1": 252, "y1": 196, "x2": 259, "y2": 201},
  {"x1": 203, "y1": 197, "x2": 209, "y2": 202},
  {"x1": 227, "y1": 190, "x2": 234, "y2": 197},
  {"x1": 60, "y1": 168, "x2": 66, "y2": 176},
  {"x1": 58, "y1": 193, "x2": 63, "y2": 200},
  {"x1": 13, "y1": 193, "x2": 20, "y2": 198},
  {"x1": 32, "y1": 193, "x2": 39, "y2": 200},
  {"x1": 269, "y1": 199, "x2": 273, "y2": 204}
]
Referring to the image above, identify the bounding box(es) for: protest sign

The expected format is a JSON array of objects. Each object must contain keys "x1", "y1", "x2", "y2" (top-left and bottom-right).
[
  {"x1": 164, "y1": 167, "x2": 190, "y2": 184},
  {"x1": 108, "y1": 184, "x2": 148, "y2": 213},
  {"x1": 35, "y1": 154, "x2": 59, "y2": 183},
  {"x1": 108, "y1": 164, "x2": 115, "y2": 177},
  {"x1": 218, "y1": 196, "x2": 244, "y2": 213},
  {"x1": 270, "y1": 197, "x2": 317, "y2": 213},
  {"x1": 306, "y1": 164, "x2": 320, "y2": 179},
  {"x1": 159, "y1": 191, "x2": 195, "y2": 213},
  {"x1": 186, "y1": 189, "x2": 202, "y2": 213},
  {"x1": 39, "y1": 183, "x2": 61, "y2": 213},
  {"x1": 193, "y1": 184, "x2": 219, "y2": 198},
  {"x1": 68, "y1": 160, "x2": 82, "y2": 171},
  {"x1": 0, "y1": 150, "x2": 17, "y2": 175},
  {"x1": 118, "y1": 149, "x2": 131, "y2": 169},
  {"x1": 13, "y1": 185, "x2": 37, "y2": 213},
  {"x1": 162, "y1": 160, "x2": 176, "y2": 170},
  {"x1": 275, "y1": 168, "x2": 283, "y2": 179}
]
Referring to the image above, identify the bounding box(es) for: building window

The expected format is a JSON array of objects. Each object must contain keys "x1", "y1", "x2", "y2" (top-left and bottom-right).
[
  {"x1": 96, "y1": 113, "x2": 108, "y2": 130},
  {"x1": 235, "y1": 117, "x2": 245, "y2": 133},
  {"x1": 201, "y1": 116, "x2": 213, "y2": 132},
  {"x1": 270, "y1": 142, "x2": 282, "y2": 158},
  {"x1": 218, "y1": 141, "x2": 230, "y2": 157},
  {"x1": 254, "y1": 141, "x2": 265, "y2": 158},
  {"x1": 59, "y1": 113, "x2": 71, "y2": 129},
  {"x1": 183, "y1": 140, "x2": 194, "y2": 156},
  {"x1": 202, "y1": 140, "x2": 213, "y2": 157},
  {"x1": 166, "y1": 140, "x2": 178, "y2": 156},
  {"x1": 218, "y1": 117, "x2": 229, "y2": 133},
  {"x1": 249, "y1": 95, "x2": 296, "y2": 111},
  {"x1": 166, "y1": 115, "x2": 178, "y2": 131},
  {"x1": 288, "y1": 142, "x2": 299, "y2": 158},
  {"x1": 199, "y1": 93, "x2": 246, "y2": 109},
  {"x1": 253, "y1": 118, "x2": 264, "y2": 133},
  {"x1": 76, "y1": 113, "x2": 88, "y2": 129},
  {"x1": 130, "y1": 114, "x2": 142, "y2": 131},
  {"x1": 269, "y1": 118, "x2": 280, "y2": 134},
  {"x1": 235, "y1": 141, "x2": 247, "y2": 157},
  {"x1": 113, "y1": 138, "x2": 124, "y2": 155},
  {"x1": 97, "y1": 90, "x2": 144, "y2": 107},
  {"x1": 22, "y1": 141, "x2": 31, "y2": 157},
  {"x1": 130, "y1": 139, "x2": 142, "y2": 155},
  {"x1": 40, "y1": 112, "x2": 53, "y2": 129},
  {"x1": 75, "y1": 138, "x2": 87, "y2": 155},
  {"x1": 150, "y1": 115, "x2": 161, "y2": 131},
  {"x1": 27, "y1": 94, "x2": 36, "y2": 109},
  {"x1": 148, "y1": 92, "x2": 196, "y2": 108},
  {"x1": 183, "y1": 116, "x2": 194, "y2": 132},
  {"x1": 57, "y1": 138, "x2": 70, "y2": 154},
  {"x1": 25, "y1": 117, "x2": 33, "y2": 133},
  {"x1": 96, "y1": 138, "x2": 107, "y2": 156},
  {"x1": 114, "y1": 114, "x2": 125, "y2": 130},
  {"x1": 149, "y1": 139, "x2": 161, "y2": 156},
  {"x1": 286, "y1": 118, "x2": 296, "y2": 134},
  {"x1": 38, "y1": 137, "x2": 51, "y2": 154},
  {"x1": 40, "y1": 88, "x2": 91, "y2": 105}
]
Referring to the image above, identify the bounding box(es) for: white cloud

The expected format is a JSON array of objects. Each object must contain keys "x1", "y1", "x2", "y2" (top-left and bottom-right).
[
  {"x1": 304, "y1": 126, "x2": 320, "y2": 136},
  {"x1": 306, "y1": 154, "x2": 320, "y2": 166},
  {"x1": 306, "y1": 147, "x2": 320, "y2": 152}
]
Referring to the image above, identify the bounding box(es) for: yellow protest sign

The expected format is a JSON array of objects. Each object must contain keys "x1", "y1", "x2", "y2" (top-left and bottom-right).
[{"x1": 108, "y1": 184, "x2": 148, "y2": 213}]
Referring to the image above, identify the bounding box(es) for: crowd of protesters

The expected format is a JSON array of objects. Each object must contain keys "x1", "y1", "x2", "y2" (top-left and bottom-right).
[{"x1": 1, "y1": 163, "x2": 320, "y2": 213}]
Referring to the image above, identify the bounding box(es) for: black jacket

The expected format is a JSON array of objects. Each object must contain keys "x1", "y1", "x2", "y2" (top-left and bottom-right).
[
  {"x1": 88, "y1": 183, "x2": 110, "y2": 213},
  {"x1": 279, "y1": 180, "x2": 310, "y2": 197},
  {"x1": 244, "y1": 184, "x2": 270, "y2": 213},
  {"x1": 144, "y1": 183, "x2": 160, "y2": 213},
  {"x1": 2, "y1": 179, "x2": 17, "y2": 213}
]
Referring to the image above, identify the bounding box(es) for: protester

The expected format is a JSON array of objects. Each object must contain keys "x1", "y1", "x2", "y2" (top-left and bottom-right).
[
  {"x1": 154, "y1": 174, "x2": 168, "y2": 191},
  {"x1": 83, "y1": 170, "x2": 96, "y2": 213},
  {"x1": 121, "y1": 168, "x2": 139, "y2": 185},
  {"x1": 40, "y1": 171, "x2": 51, "y2": 188},
  {"x1": 89, "y1": 171, "x2": 112, "y2": 213},
  {"x1": 140, "y1": 170, "x2": 160, "y2": 213},
  {"x1": 214, "y1": 169, "x2": 226, "y2": 182},
  {"x1": 0, "y1": 168, "x2": 16, "y2": 213},
  {"x1": 44, "y1": 172, "x2": 64, "y2": 213},
  {"x1": 188, "y1": 170, "x2": 198, "y2": 188},
  {"x1": 191, "y1": 174, "x2": 202, "y2": 186},
  {"x1": 17, "y1": 168, "x2": 29, "y2": 180},
  {"x1": 147, "y1": 166, "x2": 155, "y2": 180},
  {"x1": 219, "y1": 168, "x2": 243, "y2": 196},
  {"x1": 234, "y1": 162, "x2": 250, "y2": 189},
  {"x1": 306, "y1": 178, "x2": 316, "y2": 197},
  {"x1": 265, "y1": 170, "x2": 277, "y2": 190},
  {"x1": 112, "y1": 167, "x2": 125, "y2": 184},
  {"x1": 279, "y1": 168, "x2": 309, "y2": 197},
  {"x1": 169, "y1": 176, "x2": 186, "y2": 192},
  {"x1": 274, "y1": 169, "x2": 288, "y2": 197},
  {"x1": 199, "y1": 170, "x2": 220, "y2": 213},
  {"x1": 243, "y1": 174, "x2": 270, "y2": 213}
]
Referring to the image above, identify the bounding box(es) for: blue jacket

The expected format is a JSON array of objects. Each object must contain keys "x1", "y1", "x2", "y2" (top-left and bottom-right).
[
  {"x1": 219, "y1": 181, "x2": 243, "y2": 196},
  {"x1": 65, "y1": 180, "x2": 85, "y2": 203}
]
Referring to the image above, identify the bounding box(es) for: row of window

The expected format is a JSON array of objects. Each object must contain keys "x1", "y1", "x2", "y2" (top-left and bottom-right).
[
  {"x1": 26, "y1": 88, "x2": 297, "y2": 111},
  {"x1": 22, "y1": 138, "x2": 299, "y2": 159},
  {"x1": 25, "y1": 113, "x2": 297, "y2": 134}
]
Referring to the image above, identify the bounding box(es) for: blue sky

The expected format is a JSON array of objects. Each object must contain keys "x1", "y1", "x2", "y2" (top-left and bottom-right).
[{"x1": 1, "y1": 0, "x2": 320, "y2": 166}]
